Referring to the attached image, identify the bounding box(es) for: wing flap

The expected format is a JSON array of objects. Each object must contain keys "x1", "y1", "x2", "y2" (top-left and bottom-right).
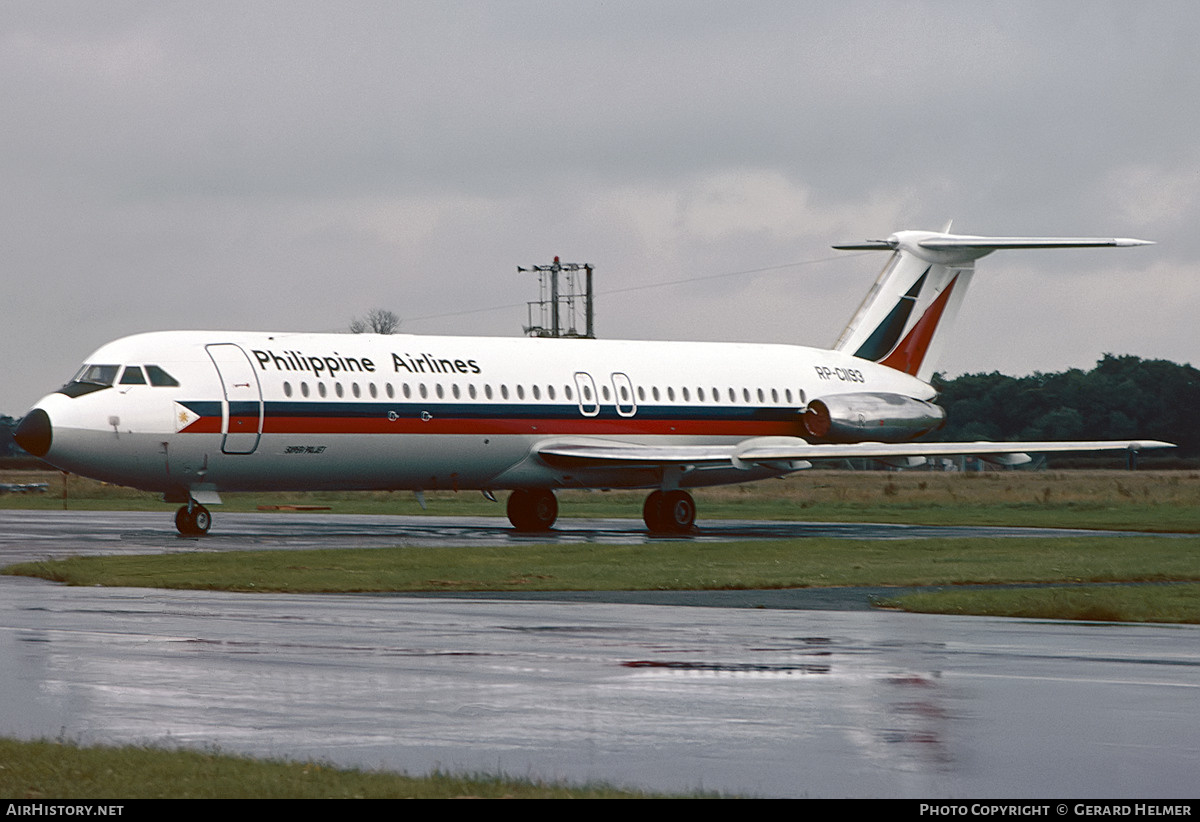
[
  {"x1": 537, "y1": 441, "x2": 740, "y2": 468},
  {"x1": 537, "y1": 437, "x2": 1174, "y2": 471},
  {"x1": 735, "y1": 438, "x2": 1174, "y2": 462}
]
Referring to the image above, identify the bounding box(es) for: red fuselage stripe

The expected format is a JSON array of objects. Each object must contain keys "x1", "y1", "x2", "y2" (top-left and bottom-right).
[{"x1": 182, "y1": 415, "x2": 803, "y2": 438}]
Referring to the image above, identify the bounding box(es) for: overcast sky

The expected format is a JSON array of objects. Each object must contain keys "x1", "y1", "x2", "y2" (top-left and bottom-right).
[{"x1": 4, "y1": 1, "x2": 1198, "y2": 413}]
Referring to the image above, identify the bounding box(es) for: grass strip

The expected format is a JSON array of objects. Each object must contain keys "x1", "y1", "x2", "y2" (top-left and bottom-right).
[
  {"x1": 0, "y1": 738, "x2": 685, "y2": 799},
  {"x1": 880, "y1": 583, "x2": 1200, "y2": 624},
  {"x1": 6, "y1": 470, "x2": 1200, "y2": 532},
  {"x1": 6, "y1": 536, "x2": 1200, "y2": 594}
]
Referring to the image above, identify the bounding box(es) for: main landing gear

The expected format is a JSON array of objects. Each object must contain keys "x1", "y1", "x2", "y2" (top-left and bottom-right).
[
  {"x1": 504, "y1": 488, "x2": 697, "y2": 534},
  {"x1": 506, "y1": 488, "x2": 559, "y2": 532},
  {"x1": 175, "y1": 503, "x2": 212, "y2": 536},
  {"x1": 642, "y1": 489, "x2": 696, "y2": 534}
]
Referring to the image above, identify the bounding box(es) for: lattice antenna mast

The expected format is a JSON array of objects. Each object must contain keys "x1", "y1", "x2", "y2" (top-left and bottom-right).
[{"x1": 519, "y1": 257, "x2": 595, "y2": 338}]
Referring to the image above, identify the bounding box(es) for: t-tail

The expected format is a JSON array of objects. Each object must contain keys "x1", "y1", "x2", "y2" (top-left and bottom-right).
[{"x1": 831, "y1": 229, "x2": 1153, "y2": 383}]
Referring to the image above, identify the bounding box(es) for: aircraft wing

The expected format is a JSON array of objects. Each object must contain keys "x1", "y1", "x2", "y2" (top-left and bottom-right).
[
  {"x1": 538, "y1": 441, "x2": 753, "y2": 469},
  {"x1": 537, "y1": 436, "x2": 1174, "y2": 471}
]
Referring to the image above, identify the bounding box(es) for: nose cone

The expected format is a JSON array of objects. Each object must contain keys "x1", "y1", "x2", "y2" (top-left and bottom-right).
[{"x1": 14, "y1": 408, "x2": 52, "y2": 457}]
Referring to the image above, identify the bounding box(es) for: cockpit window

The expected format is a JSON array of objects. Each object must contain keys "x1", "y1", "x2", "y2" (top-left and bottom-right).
[
  {"x1": 119, "y1": 366, "x2": 147, "y2": 385},
  {"x1": 77, "y1": 364, "x2": 119, "y2": 385},
  {"x1": 58, "y1": 363, "x2": 119, "y2": 397},
  {"x1": 58, "y1": 362, "x2": 180, "y2": 398},
  {"x1": 145, "y1": 365, "x2": 179, "y2": 387}
]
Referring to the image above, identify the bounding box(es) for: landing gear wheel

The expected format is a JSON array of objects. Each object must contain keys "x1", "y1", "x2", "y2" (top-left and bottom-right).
[
  {"x1": 643, "y1": 490, "x2": 695, "y2": 533},
  {"x1": 663, "y1": 490, "x2": 696, "y2": 532},
  {"x1": 175, "y1": 504, "x2": 212, "y2": 536},
  {"x1": 642, "y1": 490, "x2": 666, "y2": 532},
  {"x1": 506, "y1": 489, "x2": 558, "y2": 532}
]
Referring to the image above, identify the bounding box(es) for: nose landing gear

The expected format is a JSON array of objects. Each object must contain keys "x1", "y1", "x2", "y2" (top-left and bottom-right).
[{"x1": 175, "y1": 503, "x2": 212, "y2": 536}]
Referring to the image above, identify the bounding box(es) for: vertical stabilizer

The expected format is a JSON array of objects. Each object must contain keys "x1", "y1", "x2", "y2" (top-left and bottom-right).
[{"x1": 831, "y1": 230, "x2": 1153, "y2": 383}]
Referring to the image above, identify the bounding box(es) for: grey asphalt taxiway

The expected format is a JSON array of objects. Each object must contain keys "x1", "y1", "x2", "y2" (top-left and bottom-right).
[{"x1": 1, "y1": 510, "x2": 1197, "y2": 798}]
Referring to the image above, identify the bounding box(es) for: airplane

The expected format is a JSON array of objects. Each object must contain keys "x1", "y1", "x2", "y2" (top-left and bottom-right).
[{"x1": 14, "y1": 228, "x2": 1173, "y2": 536}]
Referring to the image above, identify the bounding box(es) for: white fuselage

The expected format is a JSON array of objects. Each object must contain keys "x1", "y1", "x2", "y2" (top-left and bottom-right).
[{"x1": 28, "y1": 330, "x2": 933, "y2": 497}]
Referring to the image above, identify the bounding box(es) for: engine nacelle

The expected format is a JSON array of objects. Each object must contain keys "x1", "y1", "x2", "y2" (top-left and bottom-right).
[{"x1": 802, "y1": 392, "x2": 946, "y2": 443}]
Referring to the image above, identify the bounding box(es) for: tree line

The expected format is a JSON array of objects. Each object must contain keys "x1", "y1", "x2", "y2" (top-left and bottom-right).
[{"x1": 932, "y1": 355, "x2": 1200, "y2": 457}]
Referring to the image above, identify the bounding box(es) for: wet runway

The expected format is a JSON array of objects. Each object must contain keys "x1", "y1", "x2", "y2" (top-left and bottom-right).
[
  {"x1": 1, "y1": 510, "x2": 1197, "y2": 798},
  {"x1": 0, "y1": 508, "x2": 1178, "y2": 565}
]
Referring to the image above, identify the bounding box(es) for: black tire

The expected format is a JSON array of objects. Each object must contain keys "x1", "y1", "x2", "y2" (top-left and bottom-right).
[
  {"x1": 642, "y1": 490, "x2": 666, "y2": 532},
  {"x1": 175, "y1": 506, "x2": 194, "y2": 535},
  {"x1": 175, "y1": 504, "x2": 212, "y2": 536},
  {"x1": 507, "y1": 489, "x2": 557, "y2": 531}
]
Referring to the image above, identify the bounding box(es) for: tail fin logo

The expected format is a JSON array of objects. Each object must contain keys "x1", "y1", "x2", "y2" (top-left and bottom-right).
[
  {"x1": 877, "y1": 274, "x2": 960, "y2": 376},
  {"x1": 853, "y1": 268, "x2": 929, "y2": 362}
]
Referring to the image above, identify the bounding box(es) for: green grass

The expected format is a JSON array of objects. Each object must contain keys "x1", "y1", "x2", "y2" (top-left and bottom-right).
[
  {"x1": 881, "y1": 583, "x2": 1200, "y2": 624},
  {"x1": 6, "y1": 536, "x2": 1200, "y2": 594},
  {"x1": 6, "y1": 469, "x2": 1200, "y2": 532},
  {"x1": 0, "y1": 738, "x2": 686, "y2": 799}
]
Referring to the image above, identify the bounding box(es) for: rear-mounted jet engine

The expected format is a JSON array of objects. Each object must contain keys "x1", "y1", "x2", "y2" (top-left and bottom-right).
[{"x1": 802, "y1": 392, "x2": 946, "y2": 442}]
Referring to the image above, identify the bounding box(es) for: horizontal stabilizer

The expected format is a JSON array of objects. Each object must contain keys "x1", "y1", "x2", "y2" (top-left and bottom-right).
[
  {"x1": 916, "y1": 236, "x2": 1154, "y2": 251},
  {"x1": 834, "y1": 233, "x2": 1154, "y2": 257},
  {"x1": 831, "y1": 240, "x2": 894, "y2": 251}
]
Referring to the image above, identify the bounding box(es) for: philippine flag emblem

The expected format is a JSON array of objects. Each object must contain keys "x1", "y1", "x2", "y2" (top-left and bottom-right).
[{"x1": 174, "y1": 403, "x2": 200, "y2": 433}]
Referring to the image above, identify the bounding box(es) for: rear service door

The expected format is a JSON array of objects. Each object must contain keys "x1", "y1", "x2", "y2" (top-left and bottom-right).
[{"x1": 206, "y1": 343, "x2": 264, "y2": 454}]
